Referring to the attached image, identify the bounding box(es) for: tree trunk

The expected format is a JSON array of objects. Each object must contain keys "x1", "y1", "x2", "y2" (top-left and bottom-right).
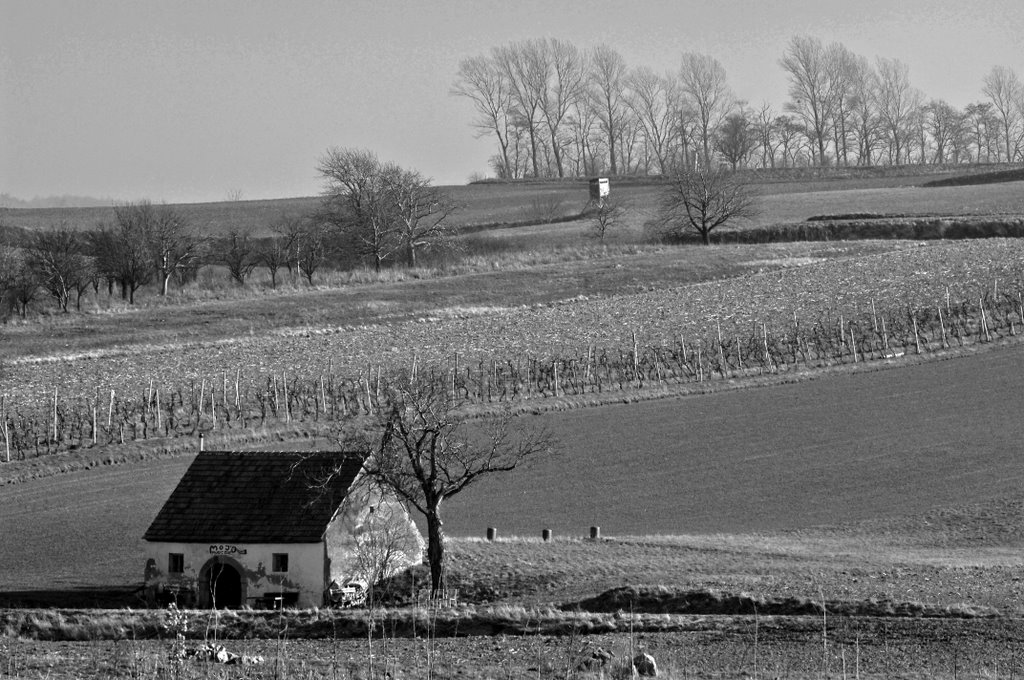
[
  {"x1": 527, "y1": 124, "x2": 540, "y2": 178},
  {"x1": 701, "y1": 229, "x2": 711, "y2": 246},
  {"x1": 549, "y1": 127, "x2": 564, "y2": 178},
  {"x1": 407, "y1": 242, "x2": 416, "y2": 268},
  {"x1": 160, "y1": 273, "x2": 170, "y2": 296},
  {"x1": 426, "y1": 508, "x2": 446, "y2": 595}
]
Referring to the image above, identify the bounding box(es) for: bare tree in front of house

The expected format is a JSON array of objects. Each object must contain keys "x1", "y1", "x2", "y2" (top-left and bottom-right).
[
  {"x1": 336, "y1": 375, "x2": 558, "y2": 595},
  {"x1": 657, "y1": 168, "x2": 757, "y2": 245}
]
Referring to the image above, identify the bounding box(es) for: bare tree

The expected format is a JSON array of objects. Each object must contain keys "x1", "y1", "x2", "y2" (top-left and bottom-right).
[
  {"x1": 260, "y1": 217, "x2": 301, "y2": 288},
  {"x1": 779, "y1": 36, "x2": 833, "y2": 165},
  {"x1": 774, "y1": 114, "x2": 804, "y2": 167},
  {"x1": 923, "y1": 100, "x2": 962, "y2": 164},
  {"x1": 497, "y1": 41, "x2": 548, "y2": 178},
  {"x1": 146, "y1": 203, "x2": 203, "y2": 296},
  {"x1": 715, "y1": 109, "x2": 758, "y2": 170},
  {"x1": 847, "y1": 55, "x2": 880, "y2": 165},
  {"x1": 338, "y1": 375, "x2": 557, "y2": 594},
  {"x1": 318, "y1": 148, "x2": 459, "y2": 270},
  {"x1": 100, "y1": 205, "x2": 158, "y2": 303},
  {"x1": 875, "y1": 57, "x2": 922, "y2": 164},
  {"x1": 9, "y1": 262, "x2": 40, "y2": 318},
  {"x1": 982, "y1": 65, "x2": 1023, "y2": 162},
  {"x1": 25, "y1": 224, "x2": 90, "y2": 312},
  {"x1": 627, "y1": 67, "x2": 679, "y2": 174},
  {"x1": 588, "y1": 194, "x2": 628, "y2": 243},
  {"x1": 538, "y1": 39, "x2": 586, "y2": 178},
  {"x1": 658, "y1": 168, "x2": 757, "y2": 245},
  {"x1": 317, "y1": 148, "x2": 396, "y2": 272},
  {"x1": 825, "y1": 43, "x2": 860, "y2": 166},
  {"x1": 966, "y1": 102, "x2": 999, "y2": 162},
  {"x1": 217, "y1": 230, "x2": 259, "y2": 285},
  {"x1": 679, "y1": 53, "x2": 733, "y2": 169},
  {"x1": 381, "y1": 165, "x2": 459, "y2": 268},
  {"x1": 296, "y1": 221, "x2": 334, "y2": 285},
  {"x1": 451, "y1": 54, "x2": 515, "y2": 179},
  {"x1": 0, "y1": 247, "x2": 38, "y2": 318},
  {"x1": 0, "y1": 239, "x2": 20, "y2": 316},
  {"x1": 589, "y1": 44, "x2": 629, "y2": 175},
  {"x1": 569, "y1": 94, "x2": 601, "y2": 176}
]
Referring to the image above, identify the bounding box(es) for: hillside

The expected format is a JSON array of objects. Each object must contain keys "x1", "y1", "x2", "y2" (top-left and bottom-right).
[{"x1": 4, "y1": 163, "x2": 1022, "y2": 236}]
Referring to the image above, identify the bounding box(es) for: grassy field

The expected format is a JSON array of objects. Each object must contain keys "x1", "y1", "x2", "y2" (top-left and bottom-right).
[{"x1": 4, "y1": 168, "x2": 1024, "y2": 237}]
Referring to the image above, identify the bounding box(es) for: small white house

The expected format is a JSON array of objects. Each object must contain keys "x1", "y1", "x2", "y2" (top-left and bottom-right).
[{"x1": 142, "y1": 451, "x2": 423, "y2": 609}]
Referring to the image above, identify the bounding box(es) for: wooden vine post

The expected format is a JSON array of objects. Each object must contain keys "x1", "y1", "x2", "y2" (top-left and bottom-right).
[
  {"x1": 283, "y1": 371, "x2": 290, "y2": 423},
  {"x1": 938, "y1": 306, "x2": 948, "y2": 348},
  {"x1": 632, "y1": 331, "x2": 640, "y2": 386},
  {"x1": 198, "y1": 379, "x2": 206, "y2": 422},
  {"x1": 1, "y1": 395, "x2": 9, "y2": 463},
  {"x1": 979, "y1": 298, "x2": 991, "y2": 342},
  {"x1": 716, "y1": 321, "x2": 726, "y2": 377}
]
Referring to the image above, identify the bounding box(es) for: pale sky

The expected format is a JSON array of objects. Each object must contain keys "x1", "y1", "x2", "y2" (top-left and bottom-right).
[{"x1": 3, "y1": 0, "x2": 1022, "y2": 204}]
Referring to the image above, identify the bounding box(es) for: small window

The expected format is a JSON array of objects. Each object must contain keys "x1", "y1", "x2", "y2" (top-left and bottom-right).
[
  {"x1": 272, "y1": 553, "x2": 289, "y2": 572},
  {"x1": 168, "y1": 553, "x2": 184, "y2": 574}
]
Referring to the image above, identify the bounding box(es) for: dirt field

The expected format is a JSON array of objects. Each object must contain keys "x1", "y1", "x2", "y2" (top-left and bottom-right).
[{"x1": 5, "y1": 617, "x2": 1024, "y2": 678}]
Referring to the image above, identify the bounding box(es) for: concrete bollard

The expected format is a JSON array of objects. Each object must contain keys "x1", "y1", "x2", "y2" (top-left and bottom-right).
[
  {"x1": 542, "y1": 529, "x2": 552, "y2": 542},
  {"x1": 486, "y1": 527, "x2": 497, "y2": 541},
  {"x1": 590, "y1": 526, "x2": 601, "y2": 540}
]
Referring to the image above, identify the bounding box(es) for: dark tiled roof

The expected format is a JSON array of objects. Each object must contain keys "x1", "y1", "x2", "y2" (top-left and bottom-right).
[{"x1": 144, "y1": 451, "x2": 364, "y2": 544}]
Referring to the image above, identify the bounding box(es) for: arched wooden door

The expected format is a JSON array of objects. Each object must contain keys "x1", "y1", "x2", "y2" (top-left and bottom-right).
[{"x1": 199, "y1": 557, "x2": 245, "y2": 608}]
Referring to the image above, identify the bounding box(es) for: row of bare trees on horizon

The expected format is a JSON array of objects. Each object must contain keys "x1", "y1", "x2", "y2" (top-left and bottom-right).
[
  {"x1": 452, "y1": 35, "x2": 1024, "y2": 179},
  {"x1": 0, "y1": 148, "x2": 471, "y2": 317},
  {"x1": 0, "y1": 201, "x2": 348, "y2": 318}
]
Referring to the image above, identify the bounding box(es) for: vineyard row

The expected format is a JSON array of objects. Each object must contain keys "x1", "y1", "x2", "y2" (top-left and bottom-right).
[{"x1": 3, "y1": 286, "x2": 1024, "y2": 462}]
